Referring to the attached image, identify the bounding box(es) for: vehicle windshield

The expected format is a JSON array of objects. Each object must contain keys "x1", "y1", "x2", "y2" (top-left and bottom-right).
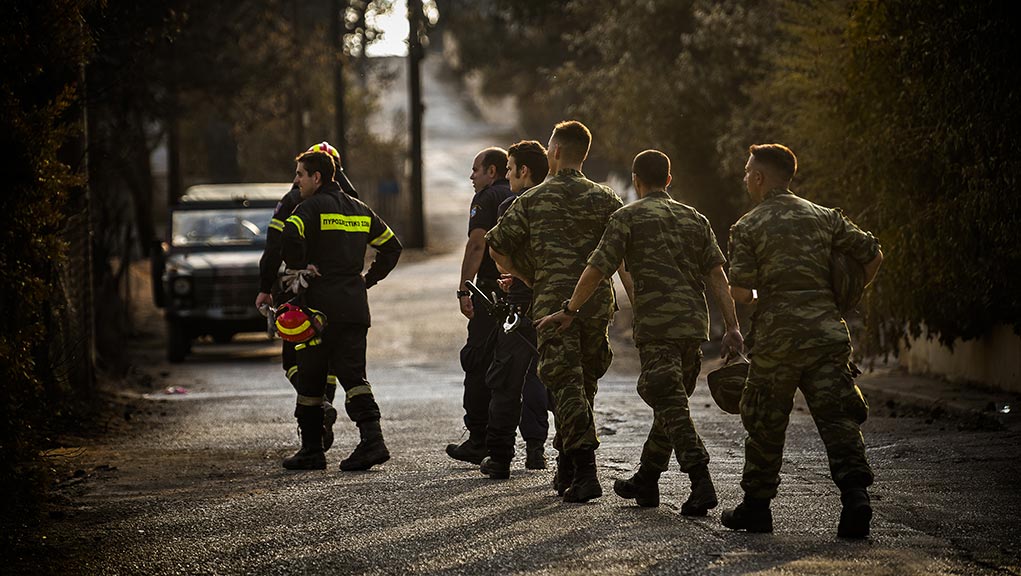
[{"x1": 171, "y1": 208, "x2": 274, "y2": 247}]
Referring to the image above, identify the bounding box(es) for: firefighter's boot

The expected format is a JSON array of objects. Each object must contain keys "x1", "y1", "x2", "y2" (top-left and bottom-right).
[
  {"x1": 680, "y1": 465, "x2": 718, "y2": 516},
  {"x1": 339, "y1": 420, "x2": 390, "y2": 471},
  {"x1": 552, "y1": 451, "x2": 574, "y2": 496},
  {"x1": 525, "y1": 440, "x2": 547, "y2": 470},
  {"x1": 721, "y1": 496, "x2": 773, "y2": 533},
  {"x1": 322, "y1": 401, "x2": 338, "y2": 452},
  {"x1": 563, "y1": 449, "x2": 602, "y2": 503},
  {"x1": 445, "y1": 432, "x2": 487, "y2": 465},
  {"x1": 282, "y1": 406, "x2": 326, "y2": 470},
  {"x1": 837, "y1": 487, "x2": 872, "y2": 538},
  {"x1": 613, "y1": 465, "x2": 660, "y2": 507}
]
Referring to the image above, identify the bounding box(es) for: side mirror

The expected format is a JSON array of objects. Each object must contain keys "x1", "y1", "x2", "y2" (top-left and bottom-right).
[{"x1": 151, "y1": 239, "x2": 166, "y2": 308}]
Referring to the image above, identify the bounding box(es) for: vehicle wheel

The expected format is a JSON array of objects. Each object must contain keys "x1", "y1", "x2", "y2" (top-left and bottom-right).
[{"x1": 167, "y1": 319, "x2": 190, "y2": 363}]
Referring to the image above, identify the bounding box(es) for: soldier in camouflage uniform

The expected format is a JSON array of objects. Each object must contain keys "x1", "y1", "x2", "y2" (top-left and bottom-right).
[
  {"x1": 486, "y1": 120, "x2": 626, "y2": 503},
  {"x1": 721, "y1": 144, "x2": 884, "y2": 538},
  {"x1": 537, "y1": 150, "x2": 744, "y2": 516}
]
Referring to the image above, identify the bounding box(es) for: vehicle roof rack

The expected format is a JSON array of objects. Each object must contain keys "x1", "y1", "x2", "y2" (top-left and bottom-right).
[{"x1": 179, "y1": 183, "x2": 291, "y2": 204}]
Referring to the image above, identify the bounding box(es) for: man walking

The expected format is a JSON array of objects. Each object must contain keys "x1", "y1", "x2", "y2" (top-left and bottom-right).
[
  {"x1": 446, "y1": 148, "x2": 515, "y2": 464},
  {"x1": 478, "y1": 140, "x2": 551, "y2": 479},
  {"x1": 487, "y1": 121, "x2": 626, "y2": 503},
  {"x1": 721, "y1": 143, "x2": 883, "y2": 537},
  {"x1": 536, "y1": 150, "x2": 743, "y2": 515},
  {"x1": 279, "y1": 150, "x2": 402, "y2": 471}
]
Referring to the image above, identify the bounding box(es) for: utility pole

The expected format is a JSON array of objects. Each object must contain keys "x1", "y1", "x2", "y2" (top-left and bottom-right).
[
  {"x1": 407, "y1": 0, "x2": 425, "y2": 248},
  {"x1": 333, "y1": 0, "x2": 348, "y2": 160}
]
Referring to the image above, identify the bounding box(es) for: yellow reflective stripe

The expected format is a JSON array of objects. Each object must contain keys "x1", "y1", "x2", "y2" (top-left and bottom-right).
[
  {"x1": 269, "y1": 218, "x2": 285, "y2": 232},
  {"x1": 345, "y1": 385, "x2": 373, "y2": 401},
  {"x1": 286, "y1": 366, "x2": 299, "y2": 381},
  {"x1": 369, "y1": 226, "x2": 394, "y2": 247},
  {"x1": 320, "y1": 213, "x2": 371, "y2": 232},
  {"x1": 277, "y1": 320, "x2": 311, "y2": 336},
  {"x1": 327, "y1": 375, "x2": 338, "y2": 385},
  {"x1": 295, "y1": 337, "x2": 322, "y2": 351},
  {"x1": 296, "y1": 394, "x2": 322, "y2": 407},
  {"x1": 287, "y1": 215, "x2": 305, "y2": 238}
]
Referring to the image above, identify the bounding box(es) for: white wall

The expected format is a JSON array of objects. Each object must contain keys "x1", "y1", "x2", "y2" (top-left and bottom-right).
[{"x1": 900, "y1": 324, "x2": 1021, "y2": 393}]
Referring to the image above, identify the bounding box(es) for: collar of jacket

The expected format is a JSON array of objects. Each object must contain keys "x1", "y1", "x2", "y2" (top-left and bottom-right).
[
  {"x1": 645, "y1": 189, "x2": 670, "y2": 199},
  {"x1": 314, "y1": 181, "x2": 342, "y2": 196},
  {"x1": 553, "y1": 168, "x2": 585, "y2": 179},
  {"x1": 764, "y1": 187, "x2": 793, "y2": 201}
]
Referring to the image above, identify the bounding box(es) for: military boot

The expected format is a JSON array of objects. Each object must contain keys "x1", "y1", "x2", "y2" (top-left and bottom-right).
[
  {"x1": 563, "y1": 449, "x2": 602, "y2": 503},
  {"x1": 525, "y1": 440, "x2": 547, "y2": 470},
  {"x1": 339, "y1": 420, "x2": 390, "y2": 471},
  {"x1": 479, "y1": 456, "x2": 511, "y2": 480},
  {"x1": 837, "y1": 488, "x2": 872, "y2": 538},
  {"x1": 680, "y1": 465, "x2": 718, "y2": 516},
  {"x1": 552, "y1": 451, "x2": 574, "y2": 496},
  {"x1": 283, "y1": 408, "x2": 326, "y2": 470},
  {"x1": 721, "y1": 496, "x2": 773, "y2": 533},
  {"x1": 613, "y1": 465, "x2": 660, "y2": 507},
  {"x1": 322, "y1": 401, "x2": 338, "y2": 452},
  {"x1": 445, "y1": 433, "x2": 487, "y2": 465}
]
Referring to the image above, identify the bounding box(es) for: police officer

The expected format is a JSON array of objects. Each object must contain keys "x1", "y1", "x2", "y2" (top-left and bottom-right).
[
  {"x1": 446, "y1": 148, "x2": 515, "y2": 464},
  {"x1": 256, "y1": 142, "x2": 358, "y2": 452},
  {"x1": 487, "y1": 121, "x2": 627, "y2": 503},
  {"x1": 721, "y1": 143, "x2": 883, "y2": 538},
  {"x1": 478, "y1": 140, "x2": 551, "y2": 479},
  {"x1": 279, "y1": 150, "x2": 402, "y2": 471},
  {"x1": 537, "y1": 150, "x2": 744, "y2": 515}
]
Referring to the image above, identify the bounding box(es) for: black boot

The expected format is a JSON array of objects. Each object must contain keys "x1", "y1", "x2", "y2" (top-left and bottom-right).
[
  {"x1": 721, "y1": 496, "x2": 773, "y2": 533},
  {"x1": 283, "y1": 407, "x2": 326, "y2": 470},
  {"x1": 613, "y1": 465, "x2": 660, "y2": 507},
  {"x1": 445, "y1": 433, "x2": 487, "y2": 465},
  {"x1": 837, "y1": 488, "x2": 872, "y2": 538},
  {"x1": 339, "y1": 420, "x2": 390, "y2": 471},
  {"x1": 480, "y1": 457, "x2": 511, "y2": 479},
  {"x1": 680, "y1": 465, "x2": 718, "y2": 516},
  {"x1": 563, "y1": 449, "x2": 602, "y2": 503},
  {"x1": 552, "y1": 451, "x2": 574, "y2": 496},
  {"x1": 525, "y1": 440, "x2": 547, "y2": 470},
  {"x1": 322, "y1": 401, "x2": 338, "y2": 452}
]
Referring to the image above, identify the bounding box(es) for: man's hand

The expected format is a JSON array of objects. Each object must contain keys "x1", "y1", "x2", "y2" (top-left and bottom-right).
[
  {"x1": 722, "y1": 327, "x2": 745, "y2": 359},
  {"x1": 459, "y1": 295, "x2": 474, "y2": 319},
  {"x1": 497, "y1": 273, "x2": 513, "y2": 293},
  {"x1": 255, "y1": 292, "x2": 273, "y2": 310},
  {"x1": 306, "y1": 263, "x2": 321, "y2": 277},
  {"x1": 535, "y1": 311, "x2": 573, "y2": 333}
]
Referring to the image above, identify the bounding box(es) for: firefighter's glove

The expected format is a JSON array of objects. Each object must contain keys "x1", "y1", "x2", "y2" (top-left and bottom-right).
[{"x1": 282, "y1": 267, "x2": 321, "y2": 295}]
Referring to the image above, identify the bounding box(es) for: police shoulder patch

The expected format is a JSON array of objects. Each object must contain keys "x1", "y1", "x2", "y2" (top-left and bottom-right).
[{"x1": 470, "y1": 205, "x2": 479, "y2": 218}]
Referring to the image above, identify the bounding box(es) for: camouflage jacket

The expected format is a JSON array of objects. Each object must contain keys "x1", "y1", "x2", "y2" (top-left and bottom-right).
[
  {"x1": 728, "y1": 188, "x2": 880, "y2": 354},
  {"x1": 588, "y1": 190, "x2": 725, "y2": 344},
  {"x1": 486, "y1": 168, "x2": 623, "y2": 319}
]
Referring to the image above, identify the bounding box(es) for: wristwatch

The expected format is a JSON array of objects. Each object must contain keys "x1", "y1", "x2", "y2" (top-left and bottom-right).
[
  {"x1": 456, "y1": 289, "x2": 471, "y2": 299},
  {"x1": 561, "y1": 299, "x2": 578, "y2": 316}
]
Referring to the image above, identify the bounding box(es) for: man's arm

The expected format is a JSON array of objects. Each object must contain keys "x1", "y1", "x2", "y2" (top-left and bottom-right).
[
  {"x1": 706, "y1": 264, "x2": 744, "y2": 357},
  {"x1": 458, "y1": 228, "x2": 488, "y2": 318},
  {"x1": 616, "y1": 263, "x2": 635, "y2": 308},
  {"x1": 363, "y1": 213, "x2": 402, "y2": 288},
  {"x1": 489, "y1": 247, "x2": 532, "y2": 287},
  {"x1": 864, "y1": 249, "x2": 883, "y2": 287},
  {"x1": 730, "y1": 285, "x2": 754, "y2": 305}
]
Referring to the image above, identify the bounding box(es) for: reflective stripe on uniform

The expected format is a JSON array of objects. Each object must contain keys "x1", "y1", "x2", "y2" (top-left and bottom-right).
[
  {"x1": 369, "y1": 226, "x2": 394, "y2": 247},
  {"x1": 327, "y1": 375, "x2": 338, "y2": 385},
  {"x1": 320, "y1": 213, "x2": 371, "y2": 232},
  {"x1": 286, "y1": 366, "x2": 299, "y2": 381},
  {"x1": 269, "y1": 218, "x2": 285, "y2": 232},
  {"x1": 296, "y1": 394, "x2": 322, "y2": 407},
  {"x1": 345, "y1": 384, "x2": 373, "y2": 401},
  {"x1": 295, "y1": 337, "x2": 322, "y2": 351},
  {"x1": 287, "y1": 215, "x2": 305, "y2": 238}
]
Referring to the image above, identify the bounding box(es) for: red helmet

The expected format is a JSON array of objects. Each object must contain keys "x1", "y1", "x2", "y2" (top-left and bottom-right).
[{"x1": 275, "y1": 303, "x2": 327, "y2": 343}]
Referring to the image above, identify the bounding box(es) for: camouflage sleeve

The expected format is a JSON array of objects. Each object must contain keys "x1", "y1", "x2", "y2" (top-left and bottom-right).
[
  {"x1": 587, "y1": 212, "x2": 628, "y2": 277},
  {"x1": 701, "y1": 220, "x2": 727, "y2": 274},
  {"x1": 485, "y1": 196, "x2": 527, "y2": 257},
  {"x1": 727, "y1": 222, "x2": 756, "y2": 289},
  {"x1": 831, "y1": 208, "x2": 880, "y2": 264}
]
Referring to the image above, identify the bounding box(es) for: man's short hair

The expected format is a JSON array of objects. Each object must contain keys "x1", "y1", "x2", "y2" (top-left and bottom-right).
[
  {"x1": 507, "y1": 140, "x2": 549, "y2": 182},
  {"x1": 632, "y1": 149, "x2": 671, "y2": 189},
  {"x1": 749, "y1": 143, "x2": 797, "y2": 182},
  {"x1": 295, "y1": 150, "x2": 336, "y2": 182},
  {"x1": 551, "y1": 120, "x2": 592, "y2": 164},
  {"x1": 479, "y1": 147, "x2": 508, "y2": 178}
]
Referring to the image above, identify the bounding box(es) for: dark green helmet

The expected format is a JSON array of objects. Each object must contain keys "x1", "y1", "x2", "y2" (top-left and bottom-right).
[{"x1": 707, "y1": 356, "x2": 749, "y2": 415}]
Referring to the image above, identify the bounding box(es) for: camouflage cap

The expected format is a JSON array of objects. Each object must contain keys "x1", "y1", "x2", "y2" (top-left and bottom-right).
[
  {"x1": 831, "y1": 249, "x2": 865, "y2": 315},
  {"x1": 707, "y1": 356, "x2": 749, "y2": 415}
]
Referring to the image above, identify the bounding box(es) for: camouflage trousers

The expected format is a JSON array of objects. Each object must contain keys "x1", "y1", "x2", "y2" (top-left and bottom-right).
[
  {"x1": 537, "y1": 315, "x2": 612, "y2": 453},
  {"x1": 740, "y1": 342, "x2": 873, "y2": 500},
  {"x1": 637, "y1": 339, "x2": 709, "y2": 473}
]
